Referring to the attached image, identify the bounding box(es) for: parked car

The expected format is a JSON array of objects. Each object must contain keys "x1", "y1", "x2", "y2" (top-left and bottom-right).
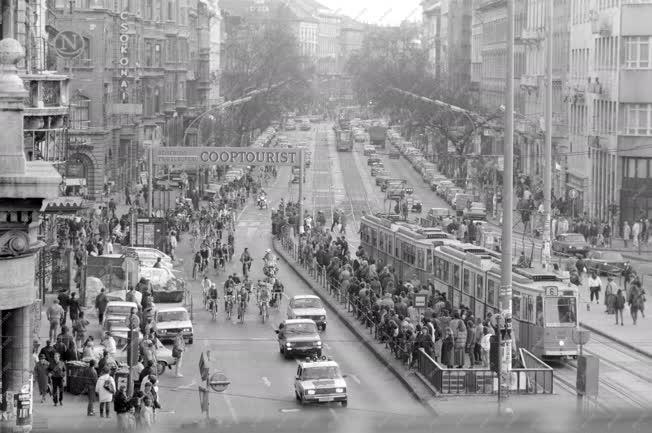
[
  {"x1": 363, "y1": 145, "x2": 376, "y2": 156},
  {"x1": 463, "y1": 202, "x2": 487, "y2": 220},
  {"x1": 389, "y1": 149, "x2": 400, "y2": 159},
  {"x1": 103, "y1": 301, "x2": 139, "y2": 335},
  {"x1": 552, "y1": 233, "x2": 590, "y2": 257},
  {"x1": 299, "y1": 122, "x2": 311, "y2": 131},
  {"x1": 367, "y1": 155, "x2": 382, "y2": 166},
  {"x1": 584, "y1": 251, "x2": 629, "y2": 276}
]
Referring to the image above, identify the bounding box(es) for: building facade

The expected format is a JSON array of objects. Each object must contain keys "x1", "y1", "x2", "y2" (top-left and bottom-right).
[
  {"x1": 421, "y1": 0, "x2": 441, "y2": 78},
  {"x1": 440, "y1": 0, "x2": 473, "y2": 93},
  {"x1": 48, "y1": 0, "x2": 215, "y2": 197}
]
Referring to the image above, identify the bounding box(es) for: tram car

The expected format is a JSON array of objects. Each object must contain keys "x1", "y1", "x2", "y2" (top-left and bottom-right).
[{"x1": 358, "y1": 215, "x2": 579, "y2": 359}]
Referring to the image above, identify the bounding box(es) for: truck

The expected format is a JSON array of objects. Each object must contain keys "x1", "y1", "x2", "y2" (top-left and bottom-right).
[
  {"x1": 368, "y1": 125, "x2": 387, "y2": 149},
  {"x1": 335, "y1": 128, "x2": 353, "y2": 152}
]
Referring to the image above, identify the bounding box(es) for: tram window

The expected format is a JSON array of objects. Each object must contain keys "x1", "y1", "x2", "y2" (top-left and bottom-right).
[
  {"x1": 417, "y1": 249, "x2": 424, "y2": 270},
  {"x1": 487, "y1": 280, "x2": 496, "y2": 306},
  {"x1": 371, "y1": 229, "x2": 377, "y2": 247},
  {"x1": 434, "y1": 258, "x2": 442, "y2": 279},
  {"x1": 395, "y1": 240, "x2": 399, "y2": 258},
  {"x1": 387, "y1": 237, "x2": 393, "y2": 256},
  {"x1": 360, "y1": 226, "x2": 368, "y2": 243},
  {"x1": 512, "y1": 291, "x2": 521, "y2": 320},
  {"x1": 379, "y1": 233, "x2": 385, "y2": 251},
  {"x1": 443, "y1": 261, "x2": 450, "y2": 282},
  {"x1": 544, "y1": 297, "x2": 577, "y2": 325},
  {"x1": 426, "y1": 249, "x2": 433, "y2": 273},
  {"x1": 536, "y1": 295, "x2": 544, "y2": 326},
  {"x1": 525, "y1": 295, "x2": 534, "y2": 322},
  {"x1": 453, "y1": 265, "x2": 460, "y2": 286},
  {"x1": 463, "y1": 270, "x2": 471, "y2": 293},
  {"x1": 476, "y1": 275, "x2": 484, "y2": 300}
]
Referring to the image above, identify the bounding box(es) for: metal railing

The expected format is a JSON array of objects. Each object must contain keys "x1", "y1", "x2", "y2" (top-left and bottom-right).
[{"x1": 278, "y1": 233, "x2": 554, "y2": 396}]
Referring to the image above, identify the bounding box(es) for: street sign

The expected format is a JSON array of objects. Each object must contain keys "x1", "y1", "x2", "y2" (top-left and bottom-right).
[
  {"x1": 414, "y1": 294, "x2": 427, "y2": 308},
  {"x1": 154, "y1": 147, "x2": 302, "y2": 167},
  {"x1": 569, "y1": 189, "x2": 578, "y2": 199},
  {"x1": 53, "y1": 31, "x2": 85, "y2": 59},
  {"x1": 208, "y1": 372, "x2": 230, "y2": 393}
]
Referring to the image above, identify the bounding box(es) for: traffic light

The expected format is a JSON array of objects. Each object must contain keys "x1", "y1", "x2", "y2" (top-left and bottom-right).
[{"x1": 489, "y1": 335, "x2": 499, "y2": 373}]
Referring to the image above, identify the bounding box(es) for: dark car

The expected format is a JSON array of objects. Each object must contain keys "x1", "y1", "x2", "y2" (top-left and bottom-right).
[
  {"x1": 367, "y1": 156, "x2": 381, "y2": 166},
  {"x1": 276, "y1": 319, "x2": 322, "y2": 359},
  {"x1": 584, "y1": 251, "x2": 629, "y2": 276},
  {"x1": 552, "y1": 233, "x2": 590, "y2": 257}
]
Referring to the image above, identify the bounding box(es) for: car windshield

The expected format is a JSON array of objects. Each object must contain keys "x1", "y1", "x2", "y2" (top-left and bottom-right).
[
  {"x1": 563, "y1": 234, "x2": 586, "y2": 242},
  {"x1": 302, "y1": 366, "x2": 342, "y2": 380},
  {"x1": 293, "y1": 298, "x2": 323, "y2": 309},
  {"x1": 544, "y1": 297, "x2": 577, "y2": 326},
  {"x1": 285, "y1": 323, "x2": 318, "y2": 334},
  {"x1": 157, "y1": 310, "x2": 188, "y2": 322},
  {"x1": 106, "y1": 306, "x2": 133, "y2": 316},
  {"x1": 596, "y1": 251, "x2": 624, "y2": 261}
]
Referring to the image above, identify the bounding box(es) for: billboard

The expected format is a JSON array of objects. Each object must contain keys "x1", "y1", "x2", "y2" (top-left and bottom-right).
[{"x1": 154, "y1": 147, "x2": 303, "y2": 166}]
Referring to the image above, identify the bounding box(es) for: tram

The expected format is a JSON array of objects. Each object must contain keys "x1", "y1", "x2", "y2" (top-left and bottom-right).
[{"x1": 359, "y1": 215, "x2": 579, "y2": 358}]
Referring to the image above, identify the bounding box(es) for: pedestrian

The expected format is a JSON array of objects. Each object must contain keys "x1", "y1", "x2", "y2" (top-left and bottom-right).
[
  {"x1": 480, "y1": 327, "x2": 492, "y2": 368},
  {"x1": 101, "y1": 331, "x2": 117, "y2": 355},
  {"x1": 604, "y1": 277, "x2": 617, "y2": 314},
  {"x1": 95, "y1": 288, "x2": 108, "y2": 325},
  {"x1": 96, "y1": 367, "x2": 115, "y2": 418},
  {"x1": 172, "y1": 332, "x2": 185, "y2": 378},
  {"x1": 86, "y1": 359, "x2": 98, "y2": 416},
  {"x1": 169, "y1": 231, "x2": 177, "y2": 262},
  {"x1": 73, "y1": 311, "x2": 89, "y2": 349},
  {"x1": 39, "y1": 340, "x2": 56, "y2": 364},
  {"x1": 58, "y1": 290, "x2": 71, "y2": 327},
  {"x1": 34, "y1": 354, "x2": 50, "y2": 403},
  {"x1": 48, "y1": 352, "x2": 66, "y2": 406},
  {"x1": 587, "y1": 272, "x2": 602, "y2": 308},
  {"x1": 68, "y1": 292, "x2": 81, "y2": 322},
  {"x1": 628, "y1": 284, "x2": 646, "y2": 325},
  {"x1": 139, "y1": 396, "x2": 155, "y2": 430},
  {"x1": 46, "y1": 299, "x2": 65, "y2": 342},
  {"x1": 615, "y1": 289, "x2": 626, "y2": 326},
  {"x1": 450, "y1": 311, "x2": 467, "y2": 368},
  {"x1": 109, "y1": 197, "x2": 116, "y2": 218},
  {"x1": 114, "y1": 384, "x2": 133, "y2": 431},
  {"x1": 441, "y1": 327, "x2": 455, "y2": 369},
  {"x1": 131, "y1": 358, "x2": 145, "y2": 391},
  {"x1": 623, "y1": 221, "x2": 631, "y2": 248}
]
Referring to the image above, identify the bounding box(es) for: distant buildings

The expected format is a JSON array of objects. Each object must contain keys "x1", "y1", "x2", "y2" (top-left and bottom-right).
[{"x1": 422, "y1": 0, "x2": 652, "y2": 224}]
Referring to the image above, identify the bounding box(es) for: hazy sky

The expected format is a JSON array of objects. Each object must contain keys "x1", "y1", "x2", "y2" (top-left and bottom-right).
[{"x1": 319, "y1": 0, "x2": 422, "y2": 25}]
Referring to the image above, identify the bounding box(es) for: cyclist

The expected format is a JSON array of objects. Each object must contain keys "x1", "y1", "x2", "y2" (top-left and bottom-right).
[
  {"x1": 224, "y1": 277, "x2": 235, "y2": 311},
  {"x1": 207, "y1": 283, "x2": 219, "y2": 317},
  {"x1": 201, "y1": 276, "x2": 212, "y2": 309},
  {"x1": 230, "y1": 272, "x2": 241, "y2": 285},
  {"x1": 271, "y1": 278, "x2": 284, "y2": 308},
  {"x1": 257, "y1": 280, "x2": 271, "y2": 316},
  {"x1": 240, "y1": 248, "x2": 253, "y2": 277},
  {"x1": 236, "y1": 286, "x2": 248, "y2": 320}
]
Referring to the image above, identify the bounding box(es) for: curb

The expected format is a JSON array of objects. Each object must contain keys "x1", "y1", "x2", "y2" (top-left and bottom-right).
[
  {"x1": 579, "y1": 321, "x2": 652, "y2": 360},
  {"x1": 273, "y1": 239, "x2": 438, "y2": 415}
]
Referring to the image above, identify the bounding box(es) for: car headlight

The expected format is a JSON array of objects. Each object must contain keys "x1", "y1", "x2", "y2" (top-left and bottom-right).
[
  {"x1": 307, "y1": 390, "x2": 316, "y2": 395},
  {"x1": 336, "y1": 388, "x2": 345, "y2": 393},
  {"x1": 183, "y1": 328, "x2": 191, "y2": 332},
  {"x1": 286, "y1": 342, "x2": 292, "y2": 347},
  {"x1": 569, "y1": 246, "x2": 575, "y2": 249},
  {"x1": 314, "y1": 341, "x2": 322, "y2": 346},
  {"x1": 159, "y1": 329, "x2": 167, "y2": 333},
  {"x1": 559, "y1": 340, "x2": 565, "y2": 347},
  {"x1": 320, "y1": 316, "x2": 325, "y2": 320}
]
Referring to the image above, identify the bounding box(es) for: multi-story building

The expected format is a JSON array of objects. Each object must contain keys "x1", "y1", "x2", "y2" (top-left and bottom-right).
[
  {"x1": 48, "y1": 0, "x2": 215, "y2": 197},
  {"x1": 337, "y1": 15, "x2": 365, "y2": 102},
  {"x1": 421, "y1": 0, "x2": 441, "y2": 78},
  {"x1": 440, "y1": 0, "x2": 473, "y2": 93},
  {"x1": 520, "y1": 0, "x2": 570, "y2": 199},
  {"x1": 568, "y1": 0, "x2": 652, "y2": 223}
]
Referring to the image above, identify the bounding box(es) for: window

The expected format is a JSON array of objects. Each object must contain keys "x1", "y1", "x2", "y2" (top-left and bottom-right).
[
  {"x1": 625, "y1": 36, "x2": 651, "y2": 69},
  {"x1": 536, "y1": 295, "x2": 544, "y2": 326},
  {"x1": 145, "y1": 0, "x2": 153, "y2": 19},
  {"x1": 378, "y1": 232, "x2": 385, "y2": 251},
  {"x1": 487, "y1": 280, "x2": 496, "y2": 306},
  {"x1": 167, "y1": 0, "x2": 176, "y2": 21},
  {"x1": 426, "y1": 249, "x2": 433, "y2": 273},
  {"x1": 370, "y1": 228, "x2": 377, "y2": 248},
  {"x1": 70, "y1": 93, "x2": 90, "y2": 129},
  {"x1": 476, "y1": 275, "x2": 484, "y2": 301},
  {"x1": 525, "y1": 295, "x2": 534, "y2": 322},
  {"x1": 463, "y1": 269, "x2": 471, "y2": 293},
  {"x1": 544, "y1": 297, "x2": 577, "y2": 325},
  {"x1": 512, "y1": 290, "x2": 521, "y2": 320},
  {"x1": 416, "y1": 248, "x2": 425, "y2": 270},
  {"x1": 453, "y1": 264, "x2": 460, "y2": 286},
  {"x1": 145, "y1": 40, "x2": 153, "y2": 66},
  {"x1": 434, "y1": 257, "x2": 442, "y2": 279},
  {"x1": 623, "y1": 157, "x2": 652, "y2": 179},
  {"x1": 624, "y1": 104, "x2": 652, "y2": 136},
  {"x1": 387, "y1": 236, "x2": 392, "y2": 257}
]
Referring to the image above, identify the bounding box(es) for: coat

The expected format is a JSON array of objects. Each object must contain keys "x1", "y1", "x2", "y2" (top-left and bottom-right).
[
  {"x1": 441, "y1": 336, "x2": 454, "y2": 367},
  {"x1": 34, "y1": 361, "x2": 50, "y2": 395},
  {"x1": 95, "y1": 374, "x2": 115, "y2": 403},
  {"x1": 450, "y1": 319, "x2": 467, "y2": 349}
]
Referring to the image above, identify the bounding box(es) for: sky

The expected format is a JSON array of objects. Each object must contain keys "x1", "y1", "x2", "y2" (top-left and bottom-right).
[{"x1": 319, "y1": 0, "x2": 422, "y2": 26}]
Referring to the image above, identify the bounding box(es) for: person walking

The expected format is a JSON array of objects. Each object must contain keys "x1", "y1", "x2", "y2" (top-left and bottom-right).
[
  {"x1": 441, "y1": 327, "x2": 455, "y2": 369},
  {"x1": 605, "y1": 277, "x2": 617, "y2": 314},
  {"x1": 96, "y1": 367, "x2": 115, "y2": 418},
  {"x1": 172, "y1": 333, "x2": 185, "y2": 378},
  {"x1": 114, "y1": 385, "x2": 133, "y2": 431},
  {"x1": 480, "y1": 327, "x2": 492, "y2": 368},
  {"x1": 57, "y1": 290, "x2": 71, "y2": 327},
  {"x1": 587, "y1": 272, "x2": 602, "y2": 309},
  {"x1": 34, "y1": 354, "x2": 50, "y2": 403},
  {"x1": 623, "y1": 221, "x2": 631, "y2": 248},
  {"x1": 633, "y1": 220, "x2": 641, "y2": 248},
  {"x1": 48, "y1": 352, "x2": 66, "y2": 406},
  {"x1": 628, "y1": 284, "x2": 646, "y2": 325},
  {"x1": 615, "y1": 289, "x2": 626, "y2": 326},
  {"x1": 95, "y1": 288, "x2": 108, "y2": 325},
  {"x1": 46, "y1": 299, "x2": 65, "y2": 342},
  {"x1": 85, "y1": 359, "x2": 98, "y2": 416}
]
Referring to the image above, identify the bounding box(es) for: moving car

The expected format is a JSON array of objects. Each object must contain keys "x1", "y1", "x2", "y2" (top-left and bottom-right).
[
  {"x1": 155, "y1": 306, "x2": 194, "y2": 344},
  {"x1": 584, "y1": 250, "x2": 629, "y2": 276},
  {"x1": 367, "y1": 155, "x2": 381, "y2": 166},
  {"x1": 287, "y1": 295, "x2": 327, "y2": 330},
  {"x1": 285, "y1": 120, "x2": 296, "y2": 130},
  {"x1": 299, "y1": 122, "x2": 311, "y2": 131},
  {"x1": 463, "y1": 202, "x2": 487, "y2": 220},
  {"x1": 294, "y1": 357, "x2": 347, "y2": 406},
  {"x1": 552, "y1": 233, "x2": 590, "y2": 257},
  {"x1": 389, "y1": 148, "x2": 400, "y2": 159},
  {"x1": 103, "y1": 301, "x2": 139, "y2": 334},
  {"x1": 276, "y1": 319, "x2": 322, "y2": 359}
]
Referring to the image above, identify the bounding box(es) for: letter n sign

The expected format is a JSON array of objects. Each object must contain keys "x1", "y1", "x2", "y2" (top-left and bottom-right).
[{"x1": 54, "y1": 31, "x2": 85, "y2": 59}]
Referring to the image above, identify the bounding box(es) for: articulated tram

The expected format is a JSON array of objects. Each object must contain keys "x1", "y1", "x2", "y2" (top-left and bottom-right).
[{"x1": 359, "y1": 215, "x2": 579, "y2": 358}]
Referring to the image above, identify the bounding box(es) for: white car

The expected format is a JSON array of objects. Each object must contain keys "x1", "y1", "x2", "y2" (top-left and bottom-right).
[
  {"x1": 294, "y1": 358, "x2": 347, "y2": 406},
  {"x1": 155, "y1": 306, "x2": 193, "y2": 344},
  {"x1": 103, "y1": 301, "x2": 140, "y2": 334},
  {"x1": 287, "y1": 295, "x2": 327, "y2": 331},
  {"x1": 113, "y1": 337, "x2": 174, "y2": 376}
]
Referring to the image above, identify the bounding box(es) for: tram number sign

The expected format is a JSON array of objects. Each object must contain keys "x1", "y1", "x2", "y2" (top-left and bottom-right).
[
  {"x1": 544, "y1": 286, "x2": 558, "y2": 297},
  {"x1": 53, "y1": 31, "x2": 85, "y2": 59}
]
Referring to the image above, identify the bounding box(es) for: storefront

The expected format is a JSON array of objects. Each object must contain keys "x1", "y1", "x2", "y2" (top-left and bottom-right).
[{"x1": 620, "y1": 157, "x2": 652, "y2": 224}]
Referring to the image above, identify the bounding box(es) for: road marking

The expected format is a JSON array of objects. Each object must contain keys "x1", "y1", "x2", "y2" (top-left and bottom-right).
[
  {"x1": 323, "y1": 342, "x2": 331, "y2": 350},
  {"x1": 280, "y1": 408, "x2": 300, "y2": 413},
  {"x1": 329, "y1": 407, "x2": 338, "y2": 419},
  {"x1": 262, "y1": 377, "x2": 271, "y2": 387},
  {"x1": 349, "y1": 374, "x2": 361, "y2": 384},
  {"x1": 236, "y1": 205, "x2": 249, "y2": 222},
  {"x1": 174, "y1": 380, "x2": 197, "y2": 390},
  {"x1": 223, "y1": 394, "x2": 239, "y2": 424}
]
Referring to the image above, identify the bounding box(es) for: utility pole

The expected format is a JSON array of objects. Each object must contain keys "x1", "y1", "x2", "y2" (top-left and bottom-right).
[
  {"x1": 543, "y1": 0, "x2": 554, "y2": 266},
  {"x1": 499, "y1": 0, "x2": 515, "y2": 401}
]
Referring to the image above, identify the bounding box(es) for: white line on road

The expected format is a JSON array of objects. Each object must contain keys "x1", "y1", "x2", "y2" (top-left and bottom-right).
[
  {"x1": 262, "y1": 377, "x2": 271, "y2": 387},
  {"x1": 280, "y1": 408, "x2": 300, "y2": 413},
  {"x1": 349, "y1": 374, "x2": 361, "y2": 384},
  {"x1": 223, "y1": 394, "x2": 239, "y2": 424},
  {"x1": 329, "y1": 408, "x2": 338, "y2": 419},
  {"x1": 174, "y1": 380, "x2": 197, "y2": 390}
]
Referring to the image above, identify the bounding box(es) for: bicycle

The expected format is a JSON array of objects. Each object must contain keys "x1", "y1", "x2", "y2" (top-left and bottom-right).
[
  {"x1": 225, "y1": 296, "x2": 234, "y2": 320},
  {"x1": 260, "y1": 300, "x2": 269, "y2": 324},
  {"x1": 238, "y1": 299, "x2": 247, "y2": 324},
  {"x1": 271, "y1": 291, "x2": 282, "y2": 310},
  {"x1": 209, "y1": 299, "x2": 218, "y2": 321}
]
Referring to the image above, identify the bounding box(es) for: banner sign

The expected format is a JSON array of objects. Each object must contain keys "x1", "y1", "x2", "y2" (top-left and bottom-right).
[{"x1": 154, "y1": 147, "x2": 302, "y2": 166}]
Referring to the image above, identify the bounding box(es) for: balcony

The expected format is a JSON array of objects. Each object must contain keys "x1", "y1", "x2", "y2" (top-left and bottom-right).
[
  {"x1": 176, "y1": 99, "x2": 188, "y2": 113},
  {"x1": 20, "y1": 74, "x2": 70, "y2": 116},
  {"x1": 520, "y1": 28, "x2": 543, "y2": 44}
]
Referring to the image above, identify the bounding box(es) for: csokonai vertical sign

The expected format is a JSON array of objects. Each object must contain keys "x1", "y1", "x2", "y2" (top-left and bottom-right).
[{"x1": 119, "y1": 11, "x2": 130, "y2": 103}]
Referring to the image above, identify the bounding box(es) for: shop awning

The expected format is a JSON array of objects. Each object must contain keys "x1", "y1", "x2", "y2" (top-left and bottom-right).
[{"x1": 43, "y1": 197, "x2": 89, "y2": 213}]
